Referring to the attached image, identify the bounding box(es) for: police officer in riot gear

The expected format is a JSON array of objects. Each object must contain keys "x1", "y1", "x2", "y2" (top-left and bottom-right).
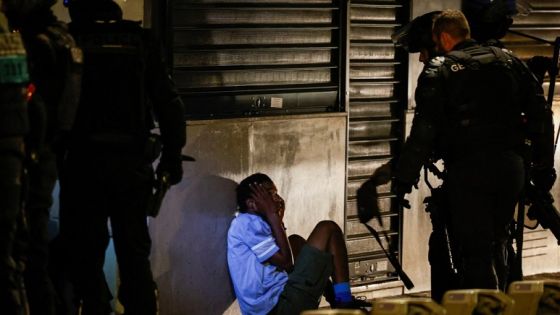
[
  {"x1": 3, "y1": 0, "x2": 82, "y2": 314},
  {"x1": 392, "y1": 10, "x2": 462, "y2": 303},
  {"x1": 0, "y1": 5, "x2": 30, "y2": 313},
  {"x1": 393, "y1": 9, "x2": 554, "y2": 293},
  {"x1": 464, "y1": 0, "x2": 559, "y2": 284},
  {"x1": 59, "y1": 0, "x2": 186, "y2": 314}
]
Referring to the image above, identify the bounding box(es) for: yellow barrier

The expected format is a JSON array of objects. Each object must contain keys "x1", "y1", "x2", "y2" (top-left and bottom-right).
[
  {"x1": 508, "y1": 280, "x2": 560, "y2": 315},
  {"x1": 508, "y1": 280, "x2": 544, "y2": 315},
  {"x1": 300, "y1": 310, "x2": 366, "y2": 315},
  {"x1": 372, "y1": 298, "x2": 446, "y2": 315},
  {"x1": 442, "y1": 289, "x2": 514, "y2": 315}
]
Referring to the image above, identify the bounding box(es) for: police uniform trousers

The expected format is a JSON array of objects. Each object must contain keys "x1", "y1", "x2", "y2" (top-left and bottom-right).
[
  {"x1": 445, "y1": 150, "x2": 524, "y2": 290},
  {"x1": 59, "y1": 149, "x2": 157, "y2": 315},
  {"x1": 19, "y1": 145, "x2": 58, "y2": 315},
  {"x1": 0, "y1": 137, "x2": 26, "y2": 313}
]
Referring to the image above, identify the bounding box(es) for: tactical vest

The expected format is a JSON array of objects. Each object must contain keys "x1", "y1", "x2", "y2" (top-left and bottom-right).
[
  {"x1": 23, "y1": 21, "x2": 82, "y2": 155},
  {"x1": 39, "y1": 22, "x2": 83, "y2": 133},
  {"x1": 438, "y1": 44, "x2": 525, "y2": 162},
  {"x1": 0, "y1": 32, "x2": 29, "y2": 138},
  {"x1": 70, "y1": 20, "x2": 151, "y2": 150}
]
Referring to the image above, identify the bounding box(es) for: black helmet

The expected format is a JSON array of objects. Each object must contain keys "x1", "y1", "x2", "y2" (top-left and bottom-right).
[
  {"x1": 66, "y1": 0, "x2": 122, "y2": 23},
  {"x1": 392, "y1": 11, "x2": 441, "y2": 53},
  {"x1": 3, "y1": 0, "x2": 56, "y2": 15},
  {"x1": 2, "y1": 0, "x2": 56, "y2": 28},
  {"x1": 463, "y1": 0, "x2": 518, "y2": 42}
]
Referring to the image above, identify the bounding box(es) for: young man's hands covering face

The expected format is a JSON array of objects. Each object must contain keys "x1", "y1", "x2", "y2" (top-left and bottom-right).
[{"x1": 249, "y1": 182, "x2": 285, "y2": 220}]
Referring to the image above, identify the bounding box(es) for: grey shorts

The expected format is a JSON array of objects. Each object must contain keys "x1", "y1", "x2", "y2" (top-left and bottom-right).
[{"x1": 271, "y1": 244, "x2": 333, "y2": 315}]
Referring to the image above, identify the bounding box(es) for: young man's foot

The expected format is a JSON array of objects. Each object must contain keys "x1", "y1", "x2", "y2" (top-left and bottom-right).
[{"x1": 331, "y1": 296, "x2": 371, "y2": 310}]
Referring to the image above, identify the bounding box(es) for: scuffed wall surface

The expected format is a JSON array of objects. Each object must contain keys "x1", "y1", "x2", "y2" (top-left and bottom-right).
[{"x1": 149, "y1": 114, "x2": 347, "y2": 315}]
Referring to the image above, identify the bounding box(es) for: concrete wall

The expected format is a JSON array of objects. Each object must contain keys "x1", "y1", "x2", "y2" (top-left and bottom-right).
[{"x1": 149, "y1": 114, "x2": 347, "y2": 315}]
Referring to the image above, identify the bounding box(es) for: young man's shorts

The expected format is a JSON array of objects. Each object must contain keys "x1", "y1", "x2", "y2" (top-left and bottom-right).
[{"x1": 269, "y1": 244, "x2": 333, "y2": 315}]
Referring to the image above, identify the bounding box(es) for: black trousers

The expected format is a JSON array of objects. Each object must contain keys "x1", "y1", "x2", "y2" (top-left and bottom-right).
[
  {"x1": 59, "y1": 151, "x2": 156, "y2": 315},
  {"x1": 0, "y1": 137, "x2": 25, "y2": 313},
  {"x1": 445, "y1": 150, "x2": 524, "y2": 291},
  {"x1": 22, "y1": 145, "x2": 58, "y2": 315}
]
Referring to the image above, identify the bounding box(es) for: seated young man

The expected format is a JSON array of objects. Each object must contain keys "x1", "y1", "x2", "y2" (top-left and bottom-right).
[{"x1": 227, "y1": 173, "x2": 370, "y2": 315}]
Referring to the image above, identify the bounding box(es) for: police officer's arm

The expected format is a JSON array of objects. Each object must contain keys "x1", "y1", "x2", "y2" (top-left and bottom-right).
[
  {"x1": 394, "y1": 64, "x2": 445, "y2": 187},
  {"x1": 514, "y1": 57, "x2": 556, "y2": 188},
  {"x1": 145, "y1": 31, "x2": 186, "y2": 184}
]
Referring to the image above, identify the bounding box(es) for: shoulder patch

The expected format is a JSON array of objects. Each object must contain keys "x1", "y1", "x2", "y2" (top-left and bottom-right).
[
  {"x1": 429, "y1": 56, "x2": 445, "y2": 67},
  {"x1": 501, "y1": 47, "x2": 513, "y2": 55},
  {"x1": 423, "y1": 56, "x2": 445, "y2": 76}
]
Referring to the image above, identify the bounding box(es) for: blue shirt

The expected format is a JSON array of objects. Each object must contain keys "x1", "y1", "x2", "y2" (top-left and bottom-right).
[{"x1": 227, "y1": 212, "x2": 289, "y2": 315}]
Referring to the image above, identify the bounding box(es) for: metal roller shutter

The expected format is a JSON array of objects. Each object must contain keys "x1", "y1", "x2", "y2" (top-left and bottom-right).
[
  {"x1": 165, "y1": 0, "x2": 411, "y2": 288},
  {"x1": 170, "y1": 0, "x2": 345, "y2": 119},
  {"x1": 345, "y1": 0, "x2": 409, "y2": 287},
  {"x1": 505, "y1": 0, "x2": 560, "y2": 104}
]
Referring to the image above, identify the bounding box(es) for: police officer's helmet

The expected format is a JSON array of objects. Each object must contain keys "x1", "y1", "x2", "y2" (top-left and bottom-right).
[
  {"x1": 65, "y1": 0, "x2": 122, "y2": 23},
  {"x1": 2, "y1": 0, "x2": 56, "y2": 28},
  {"x1": 3, "y1": 0, "x2": 56, "y2": 15},
  {"x1": 392, "y1": 11, "x2": 441, "y2": 53},
  {"x1": 463, "y1": 0, "x2": 519, "y2": 42}
]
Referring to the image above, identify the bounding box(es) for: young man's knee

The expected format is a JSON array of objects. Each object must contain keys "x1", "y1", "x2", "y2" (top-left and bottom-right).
[
  {"x1": 315, "y1": 220, "x2": 342, "y2": 235},
  {"x1": 288, "y1": 234, "x2": 305, "y2": 245},
  {"x1": 289, "y1": 234, "x2": 306, "y2": 252}
]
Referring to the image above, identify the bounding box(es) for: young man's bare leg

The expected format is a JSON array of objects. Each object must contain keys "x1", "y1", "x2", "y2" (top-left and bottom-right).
[
  {"x1": 289, "y1": 234, "x2": 335, "y2": 304},
  {"x1": 305, "y1": 221, "x2": 355, "y2": 305},
  {"x1": 288, "y1": 235, "x2": 305, "y2": 262},
  {"x1": 306, "y1": 221, "x2": 349, "y2": 283}
]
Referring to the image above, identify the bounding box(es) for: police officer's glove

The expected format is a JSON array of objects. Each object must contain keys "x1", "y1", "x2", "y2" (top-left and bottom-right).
[
  {"x1": 531, "y1": 167, "x2": 557, "y2": 191},
  {"x1": 527, "y1": 56, "x2": 552, "y2": 85},
  {"x1": 157, "y1": 154, "x2": 183, "y2": 185},
  {"x1": 357, "y1": 179, "x2": 379, "y2": 223},
  {"x1": 356, "y1": 162, "x2": 393, "y2": 223},
  {"x1": 394, "y1": 179, "x2": 412, "y2": 209}
]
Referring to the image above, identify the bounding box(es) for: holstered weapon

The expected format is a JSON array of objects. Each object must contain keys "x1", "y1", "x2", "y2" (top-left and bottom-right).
[
  {"x1": 147, "y1": 154, "x2": 195, "y2": 218},
  {"x1": 423, "y1": 186, "x2": 458, "y2": 276},
  {"x1": 147, "y1": 171, "x2": 170, "y2": 218},
  {"x1": 526, "y1": 184, "x2": 560, "y2": 244},
  {"x1": 423, "y1": 163, "x2": 460, "y2": 301}
]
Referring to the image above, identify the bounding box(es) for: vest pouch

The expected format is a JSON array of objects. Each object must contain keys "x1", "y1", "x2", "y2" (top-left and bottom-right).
[{"x1": 0, "y1": 33, "x2": 29, "y2": 84}]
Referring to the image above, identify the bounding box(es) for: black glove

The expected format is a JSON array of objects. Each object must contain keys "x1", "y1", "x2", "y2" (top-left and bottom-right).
[
  {"x1": 531, "y1": 167, "x2": 557, "y2": 191},
  {"x1": 394, "y1": 179, "x2": 412, "y2": 209},
  {"x1": 356, "y1": 162, "x2": 394, "y2": 224},
  {"x1": 156, "y1": 154, "x2": 183, "y2": 185},
  {"x1": 527, "y1": 56, "x2": 552, "y2": 85},
  {"x1": 357, "y1": 179, "x2": 380, "y2": 223}
]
